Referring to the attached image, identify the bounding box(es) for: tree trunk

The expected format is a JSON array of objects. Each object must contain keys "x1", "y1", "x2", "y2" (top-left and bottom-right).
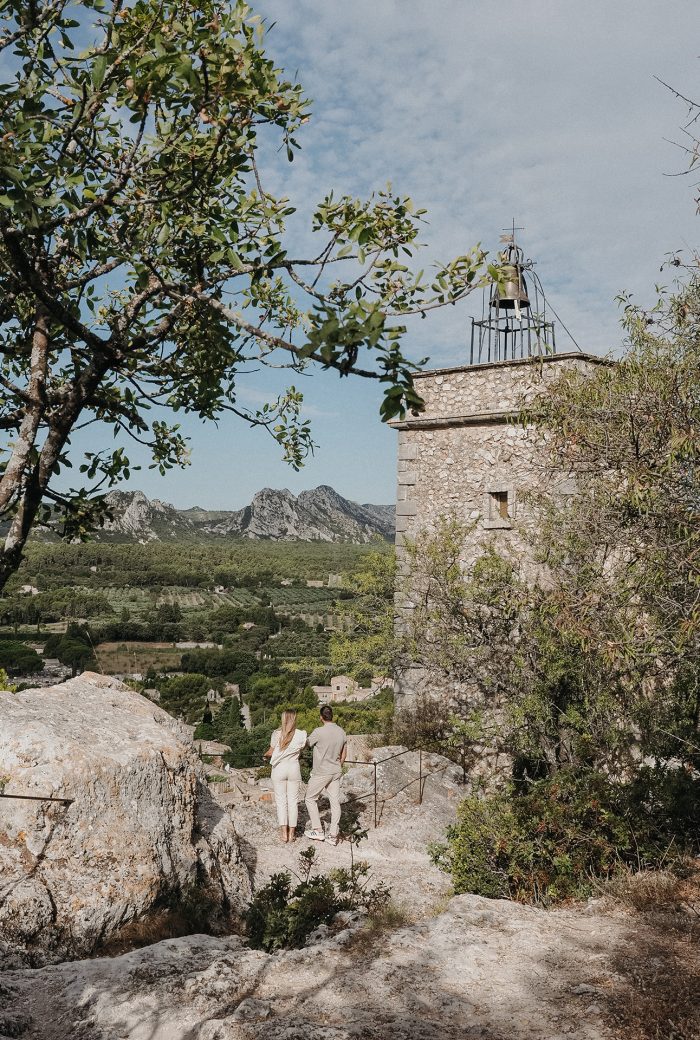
[
  {"x1": 0, "y1": 306, "x2": 48, "y2": 514},
  {"x1": 0, "y1": 352, "x2": 111, "y2": 593}
]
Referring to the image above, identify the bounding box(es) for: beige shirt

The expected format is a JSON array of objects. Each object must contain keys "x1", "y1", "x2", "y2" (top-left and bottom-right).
[{"x1": 307, "y1": 722, "x2": 347, "y2": 777}]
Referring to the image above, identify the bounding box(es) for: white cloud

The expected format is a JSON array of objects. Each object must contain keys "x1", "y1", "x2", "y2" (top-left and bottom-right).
[{"x1": 256, "y1": 0, "x2": 698, "y2": 363}]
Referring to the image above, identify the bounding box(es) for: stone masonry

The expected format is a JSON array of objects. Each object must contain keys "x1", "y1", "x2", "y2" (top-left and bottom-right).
[{"x1": 391, "y1": 351, "x2": 609, "y2": 704}]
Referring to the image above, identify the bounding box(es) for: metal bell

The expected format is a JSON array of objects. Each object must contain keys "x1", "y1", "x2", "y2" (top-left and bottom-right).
[{"x1": 491, "y1": 263, "x2": 530, "y2": 310}]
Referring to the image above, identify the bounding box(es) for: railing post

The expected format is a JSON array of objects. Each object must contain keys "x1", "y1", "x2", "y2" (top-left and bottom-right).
[
  {"x1": 373, "y1": 761, "x2": 378, "y2": 829},
  {"x1": 418, "y1": 749, "x2": 423, "y2": 806}
]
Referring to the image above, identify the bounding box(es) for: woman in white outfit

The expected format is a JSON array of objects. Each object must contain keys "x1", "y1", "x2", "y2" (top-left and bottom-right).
[{"x1": 264, "y1": 709, "x2": 307, "y2": 844}]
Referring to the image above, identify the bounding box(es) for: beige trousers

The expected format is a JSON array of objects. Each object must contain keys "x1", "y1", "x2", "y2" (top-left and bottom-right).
[
  {"x1": 305, "y1": 772, "x2": 341, "y2": 837},
  {"x1": 272, "y1": 760, "x2": 301, "y2": 827}
]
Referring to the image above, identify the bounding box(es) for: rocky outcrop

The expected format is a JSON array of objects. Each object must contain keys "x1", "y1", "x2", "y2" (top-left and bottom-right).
[
  {"x1": 0, "y1": 894, "x2": 653, "y2": 1039},
  {"x1": 0, "y1": 674, "x2": 251, "y2": 967},
  {"x1": 99, "y1": 489, "x2": 181, "y2": 542},
  {"x1": 96, "y1": 485, "x2": 394, "y2": 543}
]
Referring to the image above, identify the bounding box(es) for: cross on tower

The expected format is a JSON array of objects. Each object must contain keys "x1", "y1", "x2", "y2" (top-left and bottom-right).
[{"x1": 499, "y1": 218, "x2": 525, "y2": 245}]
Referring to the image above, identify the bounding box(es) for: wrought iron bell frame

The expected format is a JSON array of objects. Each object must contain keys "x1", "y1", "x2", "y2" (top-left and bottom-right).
[{"x1": 470, "y1": 239, "x2": 557, "y2": 365}]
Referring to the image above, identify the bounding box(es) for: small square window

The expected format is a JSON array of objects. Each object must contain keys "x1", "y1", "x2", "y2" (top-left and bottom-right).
[
  {"x1": 491, "y1": 490, "x2": 509, "y2": 521},
  {"x1": 483, "y1": 488, "x2": 515, "y2": 529}
]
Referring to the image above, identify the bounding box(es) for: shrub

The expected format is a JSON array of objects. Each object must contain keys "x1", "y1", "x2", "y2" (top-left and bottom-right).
[
  {"x1": 0, "y1": 640, "x2": 43, "y2": 674},
  {"x1": 43, "y1": 625, "x2": 95, "y2": 672},
  {"x1": 246, "y1": 870, "x2": 338, "y2": 953},
  {"x1": 431, "y1": 768, "x2": 700, "y2": 905},
  {"x1": 245, "y1": 841, "x2": 390, "y2": 953},
  {"x1": 0, "y1": 668, "x2": 17, "y2": 692},
  {"x1": 193, "y1": 721, "x2": 217, "y2": 741}
]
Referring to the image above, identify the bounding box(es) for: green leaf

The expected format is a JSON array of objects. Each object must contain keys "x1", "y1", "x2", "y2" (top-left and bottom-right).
[{"x1": 91, "y1": 55, "x2": 108, "y2": 89}]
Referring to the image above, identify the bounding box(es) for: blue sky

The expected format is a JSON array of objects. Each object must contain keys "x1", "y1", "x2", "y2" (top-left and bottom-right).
[{"x1": 69, "y1": 0, "x2": 699, "y2": 509}]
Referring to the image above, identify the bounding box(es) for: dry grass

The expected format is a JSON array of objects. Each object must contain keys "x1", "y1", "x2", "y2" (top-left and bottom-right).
[
  {"x1": 98, "y1": 909, "x2": 201, "y2": 956},
  {"x1": 95, "y1": 641, "x2": 183, "y2": 674},
  {"x1": 602, "y1": 866, "x2": 700, "y2": 1040},
  {"x1": 599, "y1": 868, "x2": 689, "y2": 913},
  {"x1": 344, "y1": 901, "x2": 412, "y2": 955}
]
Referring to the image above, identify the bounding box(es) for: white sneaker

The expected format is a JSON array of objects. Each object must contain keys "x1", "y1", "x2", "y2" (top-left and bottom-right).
[
  {"x1": 303, "y1": 828, "x2": 325, "y2": 841},
  {"x1": 324, "y1": 834, "x2": 338, "y2": 846}
]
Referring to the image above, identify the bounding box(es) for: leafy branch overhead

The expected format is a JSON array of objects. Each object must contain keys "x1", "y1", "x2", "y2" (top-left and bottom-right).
[{"x1": 0, "y1": 0, "x2": 487, "y2": 584}]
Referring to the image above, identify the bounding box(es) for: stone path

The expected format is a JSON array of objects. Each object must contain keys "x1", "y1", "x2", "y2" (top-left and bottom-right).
[
  {"x1": 223, "y1": 748, "x2": 459, "y2": 917},
  {"x1": 2, "y1": 894, "x2": 645, "y2": 1040}
]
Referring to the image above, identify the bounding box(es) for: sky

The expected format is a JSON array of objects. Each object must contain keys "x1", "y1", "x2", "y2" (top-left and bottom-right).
[{"x1": 72, "y1": 0, "x2": 700, "y2": 509}]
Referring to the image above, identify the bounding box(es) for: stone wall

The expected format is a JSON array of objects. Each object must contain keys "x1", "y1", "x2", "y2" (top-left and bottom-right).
[
  {"x1": 409, "y1": 352, "x2": 604, "y2": 420},
  {"x1": 392, "y1": 352, "x2": 608, "y2": 703}
]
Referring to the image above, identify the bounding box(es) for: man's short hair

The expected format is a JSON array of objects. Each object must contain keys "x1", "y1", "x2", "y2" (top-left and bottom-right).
[{"x1": 320, "y1": 705, "x2": 333, "y2": 722}]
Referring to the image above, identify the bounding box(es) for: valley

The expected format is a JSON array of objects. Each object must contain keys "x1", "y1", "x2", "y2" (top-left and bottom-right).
[{"x1": 0, "y1": 537, "x2": 395, "y2": 770}]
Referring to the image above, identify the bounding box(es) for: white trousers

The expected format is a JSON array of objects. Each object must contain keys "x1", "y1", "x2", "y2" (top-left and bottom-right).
[
  {"x1": 272, "y1": 760, "x2": 301, "y2": 827},
  {"x1": 305, "y1": 773, "x2": 341, "y2": 837}
]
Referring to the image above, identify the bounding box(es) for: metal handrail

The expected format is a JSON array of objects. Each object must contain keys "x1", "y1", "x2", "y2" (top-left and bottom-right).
[
  {"x1": 344, "y1": 747, "x2": 454, "y2": 828},
  {"x1": 0, "y1": 792, "x2": 73, "y2": 804},
  {"x1": 208, "y1": 747, "x2": 453, "y2": 828}
]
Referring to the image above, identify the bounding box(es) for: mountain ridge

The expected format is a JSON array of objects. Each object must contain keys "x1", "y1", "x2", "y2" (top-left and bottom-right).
[{"x1": 97, "y1": 485, "x2": 395, "y2": 544}]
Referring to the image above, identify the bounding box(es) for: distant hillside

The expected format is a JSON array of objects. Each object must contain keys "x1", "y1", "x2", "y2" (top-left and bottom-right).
[{"x1": 96, "y1": 486, "x2": 395, "y2": 544}]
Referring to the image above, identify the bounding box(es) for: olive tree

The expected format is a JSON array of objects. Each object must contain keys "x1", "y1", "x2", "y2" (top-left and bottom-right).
[
  {"x1": 0, "y1": 0, "x2": 487, "y2": 588},
  {"x1": 526, "y1": 275, "x2": 700, "y2": 764}
]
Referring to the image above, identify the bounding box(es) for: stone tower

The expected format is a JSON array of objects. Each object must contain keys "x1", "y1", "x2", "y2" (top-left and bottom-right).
[{"x1": 391, "y1": 233, "x2": 609, "y2": 705}]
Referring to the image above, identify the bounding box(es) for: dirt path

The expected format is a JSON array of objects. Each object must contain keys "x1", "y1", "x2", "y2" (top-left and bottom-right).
[{"x1": 228, "y1": 749, "x2": 459, "y2": 917}]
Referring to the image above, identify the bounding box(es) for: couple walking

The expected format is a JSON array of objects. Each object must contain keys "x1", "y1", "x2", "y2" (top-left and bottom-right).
[{"x1": 264, "y1": 705, "x2": 347, "y2": 846}]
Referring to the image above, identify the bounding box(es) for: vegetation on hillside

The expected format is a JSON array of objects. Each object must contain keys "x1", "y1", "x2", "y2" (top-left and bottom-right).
[{"x1": 0, "y1": 540, "x2": 394, "y2": 762}]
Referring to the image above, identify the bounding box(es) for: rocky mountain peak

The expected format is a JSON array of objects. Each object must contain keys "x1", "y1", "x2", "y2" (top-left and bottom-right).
[{"x1": 98, "y1": 486, "x2": 394, "y2": 543}]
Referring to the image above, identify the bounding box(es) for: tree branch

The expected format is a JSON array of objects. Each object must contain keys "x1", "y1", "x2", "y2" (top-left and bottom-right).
[{"x1": 162, "y1": 283, "x2": 382, "y2": 380}]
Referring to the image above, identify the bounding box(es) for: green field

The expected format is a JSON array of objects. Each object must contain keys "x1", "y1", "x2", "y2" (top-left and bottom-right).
[{"x1": 0, "y1": 540, "x2": 391, "y2": 684}]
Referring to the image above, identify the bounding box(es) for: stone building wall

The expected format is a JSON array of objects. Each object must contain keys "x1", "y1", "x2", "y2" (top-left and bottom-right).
[
  {"x1": 391, "y1": 351, "x2": 609, "y2": 704},
  {"x1": 405, "y1": 353, "x2": 602, "y2": 420}
]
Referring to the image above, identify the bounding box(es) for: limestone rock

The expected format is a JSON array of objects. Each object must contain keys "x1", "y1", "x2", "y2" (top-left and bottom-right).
[
  {"x1": 0, "y1": 894, "x2": 636, "y2": 1039},
  {"x1": 0, "y1": 674, "x2": 251, "y2": 967},
  {"x1": 95, "y1": 486, "x2": 394, "y2": 543}
]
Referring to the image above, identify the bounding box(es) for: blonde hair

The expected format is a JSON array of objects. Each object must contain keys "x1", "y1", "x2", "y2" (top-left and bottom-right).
[{"x1": 278, "y1": 709, "x2": 297, "y2": 751}]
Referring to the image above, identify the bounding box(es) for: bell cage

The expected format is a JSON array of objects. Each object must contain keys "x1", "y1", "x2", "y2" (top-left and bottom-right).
[{"x1": 469, "y1": 228, "x2": 574, "y2": 364}]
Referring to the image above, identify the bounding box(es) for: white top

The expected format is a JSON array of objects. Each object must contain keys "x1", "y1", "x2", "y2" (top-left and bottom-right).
[{"x1": 270, "y1": 728, "x2": 307, "y2": 767}]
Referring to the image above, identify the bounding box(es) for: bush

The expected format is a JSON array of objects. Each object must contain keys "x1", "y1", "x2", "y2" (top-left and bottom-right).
[
  {"x1": 430, "y1": 768, "x2": 700, "y2": 905},
  {"x1": 245, "y1": 842, "x2": 389, "y2": 953},
  {"x1": 222, "y1": 725, "x2": 269, "y2": 768},
  {"x1": 43, "y1": 624, "x2": 96, "y2": 672},
  {"x1": 193, "y1": 721, "x2": 217, "y2": 741},
  {"x1": 246, "y1": 871, "x2": 338, "y2": 953}
]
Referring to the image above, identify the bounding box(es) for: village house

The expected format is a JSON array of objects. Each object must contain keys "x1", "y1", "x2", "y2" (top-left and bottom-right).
[{"x1": 312, "y1": 675, "x2": 377, "y2": 704}]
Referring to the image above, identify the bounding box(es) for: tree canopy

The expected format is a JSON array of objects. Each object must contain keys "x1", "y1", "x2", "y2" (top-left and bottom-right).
[{"x1": 0, "y1": 0, "x2": 488, "y2": 587}]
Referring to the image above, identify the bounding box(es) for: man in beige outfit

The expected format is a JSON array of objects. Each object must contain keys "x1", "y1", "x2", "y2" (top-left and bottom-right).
[{"x1": 304, "y1": 705, "x2": 347, "y2": 846}]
